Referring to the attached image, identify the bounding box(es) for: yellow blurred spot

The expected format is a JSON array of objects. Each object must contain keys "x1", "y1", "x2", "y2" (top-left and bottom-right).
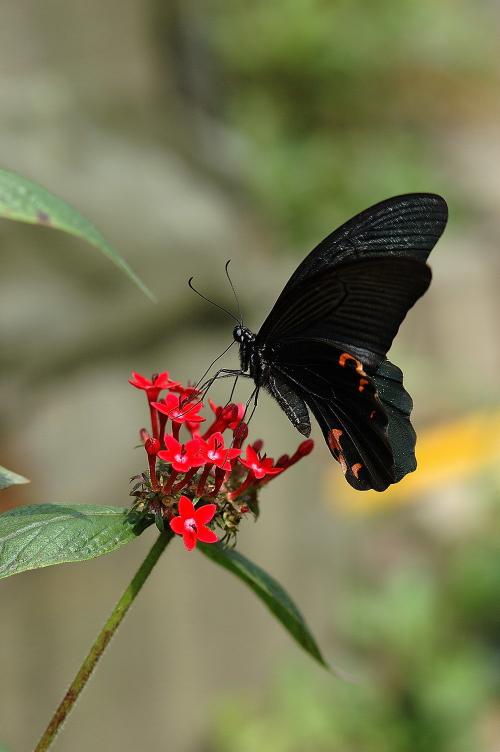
[{"x1": 326, "y1": 411, "x2": 500, "y2": 512}]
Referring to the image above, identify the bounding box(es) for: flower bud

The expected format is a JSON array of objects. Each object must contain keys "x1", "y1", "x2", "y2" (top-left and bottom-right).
[
  {"x1": 145, "y1": 437, "x2": 161, "y2": 456},
  {"x1": 297, "y1": 439, "x2": 314, "y2": 457},
  {"x1": 276, "y1": 454, "x2": 290, "y2": 468},
  {"x1": 232, "y1": 421, "x2": 249, "y2": 448}
]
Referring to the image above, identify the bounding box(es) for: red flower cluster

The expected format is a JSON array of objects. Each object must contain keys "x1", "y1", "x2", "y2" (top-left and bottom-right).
[{"x1": 130, "y1": 370, "x2": 314, "y2": 550}]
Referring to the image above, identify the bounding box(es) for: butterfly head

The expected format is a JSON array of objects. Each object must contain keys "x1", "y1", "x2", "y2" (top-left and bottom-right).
[{"x1": 233, "y1": 325, "x2": 255, "y2": 345}]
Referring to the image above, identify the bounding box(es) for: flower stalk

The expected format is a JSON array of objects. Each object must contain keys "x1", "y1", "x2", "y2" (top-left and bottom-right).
[{"x1": 34, "y1": 532, "x2": 173, "y2": 752}]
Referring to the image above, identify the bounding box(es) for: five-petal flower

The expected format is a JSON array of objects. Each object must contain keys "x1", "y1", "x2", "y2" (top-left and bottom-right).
[
  {"x1": 239, "y1": 445, "x2": 283, "y2": 480},
  {"x1": 128, "y1": 371, "x2": 179, "y2": 402},
  {"x1": 206, "y1": 401, "x2": 246, "y2": 435},
  {"x1": 158, "y1": 435, "x2": 205, "y2": 472},
  {"x1": 152, "y1": 393, "x2": 205, "y2": 426},
  {"x1": 197, "y1": 432, "x2": 241, "y2": 471},
  {"x1": 169, "y1": 496, "x2": 218, "y2": 551}
]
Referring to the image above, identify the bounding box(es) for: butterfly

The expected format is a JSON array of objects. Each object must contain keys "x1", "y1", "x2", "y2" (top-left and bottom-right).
[{"x1": 228, "y1": 193, "x2": 448, "y2": 491}]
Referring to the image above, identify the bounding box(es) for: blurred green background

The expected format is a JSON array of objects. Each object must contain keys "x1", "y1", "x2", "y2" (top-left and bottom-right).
[{"x1": 1, "y1": 1, "x2": 500, "y2": 750}]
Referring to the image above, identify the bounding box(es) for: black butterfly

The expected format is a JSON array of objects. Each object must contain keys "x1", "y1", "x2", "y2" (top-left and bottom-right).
[{"x1": 201, "y1": 194, "x2": 448, "y2": 491}]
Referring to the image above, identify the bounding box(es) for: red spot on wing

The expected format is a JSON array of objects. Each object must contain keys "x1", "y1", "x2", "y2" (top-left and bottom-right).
[
  {"x1": 358, "y1": 378, "x2": 369, "y2": 392},
  {"x1": 338, "y1": 352, "x2": 364, "y2": 374},
  {"x1": 351, "y1": 463, "x2": 363, "y2": 479},
  {"x1": 328, "y1": 428, "x2": 347, "y2": 475}
]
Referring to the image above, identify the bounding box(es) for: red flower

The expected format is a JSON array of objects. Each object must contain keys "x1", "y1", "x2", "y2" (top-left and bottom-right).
[
  {"x1": 207, "y1": 400, "x2": 245, "y2": 432},
  {"x1": 145, "y1": 437, "x2": 161, "y2": 456},
  {"x1": 203, "y1": 401, "x2": 245, "y2": 440},
  {"x1": 228, "y1": 404, "x2": 245, "y2": 429},
  {"x1": 277, "y1": 439, "x2": 314, "y2": 469},
  {"x1": 129, "y1": 372, "x2": 179, "y2": 402},
  {"x1": 198, "y1": 432, "x2": 240, "y2": 471},
  {"x1": 239, "y1": 445, "x2": 283, "y2": 480},
  {"x1": 170, "y1": 383, "x2": 201, "y2": 400},
  {"x1": 152, "y1": 393, "x2": 205, "y2": 426},
  {"x1": 169, "y1": 496, "x2": 218, "y2": 551},
  {"x1": 232, "y1": 421, "x2": 249, "y2": 448},
  {"x1": 141, "y1": 434, "x2": 161, "y2": 491},
  {"x1": 158, "y1": 435, "x2": 205, "y2": 472}
]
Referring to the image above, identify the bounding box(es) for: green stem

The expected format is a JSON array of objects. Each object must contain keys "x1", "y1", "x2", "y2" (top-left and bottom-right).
[{"x1": 34, "y1": 531, "x2": 173, "y2": 752}]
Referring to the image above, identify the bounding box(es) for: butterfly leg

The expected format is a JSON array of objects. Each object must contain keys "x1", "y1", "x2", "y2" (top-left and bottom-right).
[
  {"x1": 177, "y1": 369, "x2": 243, "y2": 416},
  {"x1": 224, "y1": 373, "x2": 240, "y2": 407},
  {"x1": 239, "y1": 385, "x2": 260, "y2": 428},
  {"x1": 245, "y1": 387, "x2": 260, "y2": 428},
  {"x1": 198, "y1": 368, "x2": 249, "y2": 403}
]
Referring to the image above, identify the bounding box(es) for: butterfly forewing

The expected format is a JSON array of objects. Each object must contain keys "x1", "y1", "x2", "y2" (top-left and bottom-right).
[
  {"x1": 257, "y1": 256, "x2": 432, "y2": 368},
  {"x1": 276, "y1": 193, "x2": 447, "y2": 294}
]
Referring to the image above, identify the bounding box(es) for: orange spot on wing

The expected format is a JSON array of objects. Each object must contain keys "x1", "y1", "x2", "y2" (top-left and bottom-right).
[
  {"x1": 358, "y1": 378, "x2": 369, "y2": 392},
  {"x1": 328, "y1": 428, "x2": 348, "y2": 474},
  {"x1": 328, "y1": 428, "x2": 343, "y2": 453},
  {"x1": 338, "y1": 352, "x2": 364, "y2": 374},
  {"x1": 351, "y1": 463, "x2": 363, "y2": 479}
]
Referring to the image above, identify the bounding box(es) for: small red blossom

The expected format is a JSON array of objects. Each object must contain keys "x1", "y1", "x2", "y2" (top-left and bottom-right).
[
  {"x1": 158, "y1": 435, "x2": 205, "y2": 472},
  {"x1": 139, "y1": 431, "x2": 162, "y2": 490},
  {"x1": 145, "y1": 437, "x2": 161, "y2": 456},
  {"x1": 170, "y1": 383, "x2": 201, "y2": 400},
  {"x1": 129, "y1": 372, "x2": 179, "y2": 402},
  {"x1": 184, "y1": 417, "x2": 204, "y2": 438},
  {"x1": 198, "y1": 432, "x2": 240, "y2": 471},
  {"x1": 206, "y1": 401, "x2": 246, "y2": 435},
  {"x1": 239, "y1": 445, "x2": 283, "y2": 480},
  {"x1": 291, "y1": 438, "x2": 314, "y2": 461},
  {"x1": 252, "y1": 439, "x2": 264, "y2": 454},
  {"x1": 232, "y1": 421, "x2": 249, "y2": 448},
  {"x1": 169, "y1": 496, "x2": 218, "y2": 551},
  {"x1": 277, "y1": 439, "x2": 314, "y2": 469},
  {"x1": 227, "y1": 403, "x2": 245, "y2": 429},
  {"x1": 152, "y1": 393, "x2": 205, "y2": 426}
]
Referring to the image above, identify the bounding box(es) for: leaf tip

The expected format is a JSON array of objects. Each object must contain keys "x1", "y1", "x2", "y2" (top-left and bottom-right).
[{"x1": 0, "y1": 465, "x2": 30, "y2": 491}]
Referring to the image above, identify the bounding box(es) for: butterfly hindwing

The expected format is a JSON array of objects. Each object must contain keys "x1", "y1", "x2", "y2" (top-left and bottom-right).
[
  {"x1": 271, "y1": 342, "x2": 395, "y2": 490},
  {"x1": 372, "y1": 359, "x2": 417, "y2": 482},
  {"x1": 306, "y1": 392, "x2": 393, "y2": 491}
]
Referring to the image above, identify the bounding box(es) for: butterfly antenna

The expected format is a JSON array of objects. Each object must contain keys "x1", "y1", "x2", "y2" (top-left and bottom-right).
[
  {"x1": 225, "y1": 259, "x2": 243, "y2": 325},
  {"x1": 188, "y1": 277, "x2": 240, "y2": 323}
]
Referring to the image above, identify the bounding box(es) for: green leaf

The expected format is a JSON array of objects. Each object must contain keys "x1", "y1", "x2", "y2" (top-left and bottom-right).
[
  {"x1": 0, "y1": 168, "x2": 155, "y2": 301},
  {"x1": 0, "y1": 465, "x2": 29, "y2": 491},
  {"x1": 0, "y1": 504, "x2": 149, "y2": 579},
  {"x1": 199, "y1": 542, "x2": 329, "y2": 670}
]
